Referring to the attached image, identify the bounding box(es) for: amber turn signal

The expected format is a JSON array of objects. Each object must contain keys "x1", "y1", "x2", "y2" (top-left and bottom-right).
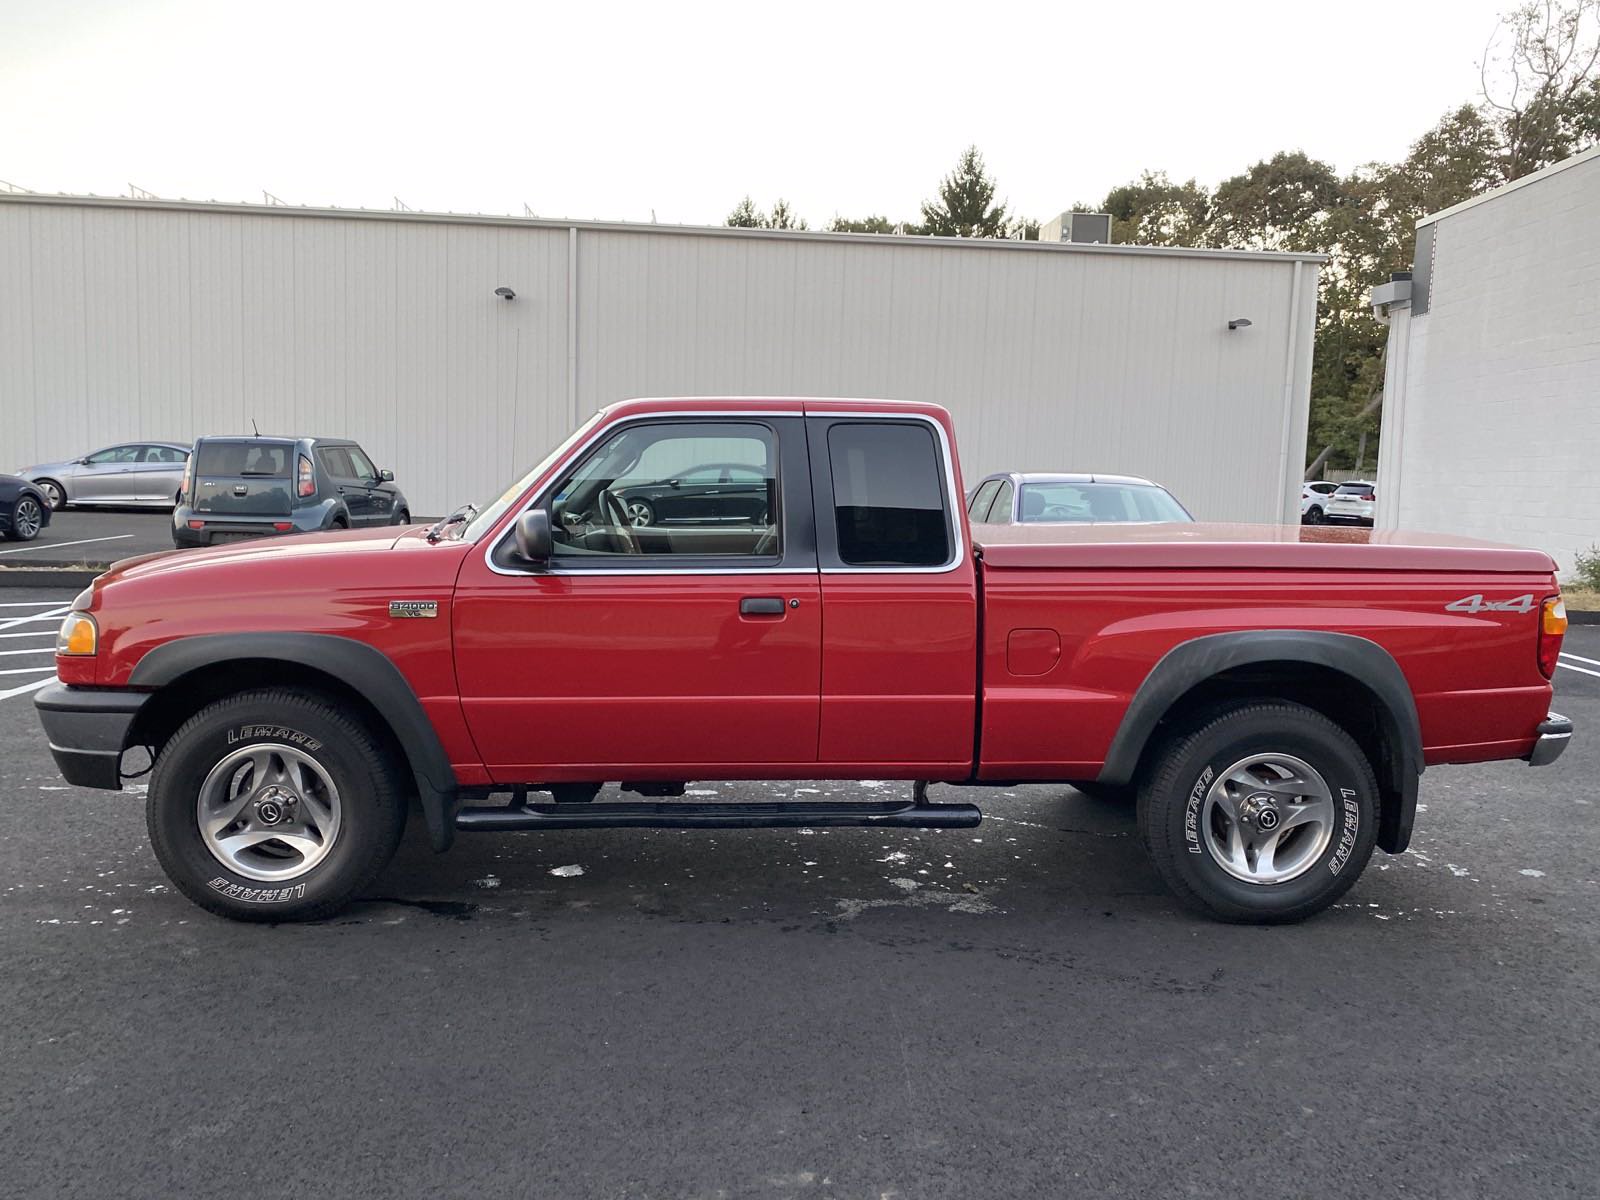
[
  {"x1": 56, "y1": 612, "x2": 98, "y2": 657},
  {"x1": 1537, "y1": 595, "x2": 1567, "y2": 678}
]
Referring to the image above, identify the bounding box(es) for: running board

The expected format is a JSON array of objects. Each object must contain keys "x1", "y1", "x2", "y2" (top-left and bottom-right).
[{"x1": 454, "y1": 799, "x2": 982, "y2": 832}]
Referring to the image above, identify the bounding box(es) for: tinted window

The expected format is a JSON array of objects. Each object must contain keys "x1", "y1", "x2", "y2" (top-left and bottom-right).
[
  {"x1": 1334, "y1": 483, "x2": 1374, "y2": 496},
  {"x1": 1309, "y1": 482, "x2": 1336, "y2": 494},
  {"x1": 827, "y1": 422, "x2": 951, "y2": 567},
  {"x1": 967, "y1": 479, "x2": 1001, "y2": 519},
  {"x1": 346, "y1": 446, "x2": 378, "y2": 480},
  {"x1": 1018, "y1": 482, "x2": 1190, "y2": 523},
  {"x1": 195, "y1": 441, "x2": 290, "y2": 477},
  {"x1": 318, "y1": 447, "x2": 356, "y2": 479},
  {"x1": 984, "y1": 480, "x2": 1014, "y2": 523},
  {"x1": 549, "y1": 422, "x2": 778, "y2": 559},
  {"x1": 142, "y1": 446, "x2": 186, "y2": 463}
]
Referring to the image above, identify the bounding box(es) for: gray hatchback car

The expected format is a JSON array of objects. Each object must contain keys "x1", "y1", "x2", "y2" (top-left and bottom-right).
[{"x1": 172, "y1": 435, "x2": 409, "y2": 548}]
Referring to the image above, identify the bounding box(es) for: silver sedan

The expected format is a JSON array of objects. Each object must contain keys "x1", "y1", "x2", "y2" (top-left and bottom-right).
[{"x1": 19, "y1": 441, "x2": 192, "y2": 510}]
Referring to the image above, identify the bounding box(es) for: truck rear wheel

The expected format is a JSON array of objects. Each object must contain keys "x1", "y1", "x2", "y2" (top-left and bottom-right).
[
  {"x1": 1137, "y1": 702, "x2": 1377, "y2": 923},
  {"x1": 147, "y1": 688, "x2": 408, "y2": 922}
]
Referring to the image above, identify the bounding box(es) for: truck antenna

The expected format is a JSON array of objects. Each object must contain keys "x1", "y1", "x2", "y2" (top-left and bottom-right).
[{"x1": 251, "y1": 416, "x2": 260, "y2": 436}]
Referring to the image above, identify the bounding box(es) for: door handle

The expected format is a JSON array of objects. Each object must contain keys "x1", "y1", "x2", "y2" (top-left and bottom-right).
[{"x1": 740, "y1": 597, "x2": 785, "y2": 616}]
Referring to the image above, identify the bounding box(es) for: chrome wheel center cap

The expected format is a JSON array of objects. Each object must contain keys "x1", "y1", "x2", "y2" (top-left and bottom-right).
[
  {"x1": 255, "y1": 786, "x2": 296, "y2": 826},
  {"x1": 1239, "y1": 792, "x2": 1280, "y2": 831}
]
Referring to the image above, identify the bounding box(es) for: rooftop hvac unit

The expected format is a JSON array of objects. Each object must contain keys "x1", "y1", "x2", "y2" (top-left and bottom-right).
[{"x1": 1041, "y1": 212, "x2": 1112, "y2": 244}]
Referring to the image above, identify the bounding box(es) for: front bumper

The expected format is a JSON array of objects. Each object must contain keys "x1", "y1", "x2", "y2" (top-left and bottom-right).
[
  {"x1": 1527, "y1": 712, "x2": 1573, "y2": 767},
  {"x1": 33, "y1": 683, "x2": 148, "y2": 790}
]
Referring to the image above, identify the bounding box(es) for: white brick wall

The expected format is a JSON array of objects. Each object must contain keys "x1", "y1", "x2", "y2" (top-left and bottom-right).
[{"x1": 1377, "y1": 148, "x2": 1600, "y2": 579}]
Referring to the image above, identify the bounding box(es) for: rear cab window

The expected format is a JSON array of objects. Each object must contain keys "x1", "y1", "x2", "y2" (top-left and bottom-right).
[
  {"x1": 194, "y1": 441, "x2": 290, "y2": 477},
  {"x1": 822, "y1": 421, "x2": 954, "y2": 568}
]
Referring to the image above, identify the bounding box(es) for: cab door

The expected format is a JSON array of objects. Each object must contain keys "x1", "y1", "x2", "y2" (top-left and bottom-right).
[
  {"x1": 807, "y1": 411, "x2": 978, "y2": 776},
  {"x1": 451, "y1": 414, "x2": 820, "y2": 781}
]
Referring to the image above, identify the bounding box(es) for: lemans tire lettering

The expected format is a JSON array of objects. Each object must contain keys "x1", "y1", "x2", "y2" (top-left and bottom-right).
[
  {"x1": 207, "y1": 878, "x2": 307, "y2": 904},
  {"x1": 1328, "y1": 786, "x2": 1361, "y2": 875},
  {"x1": 1184, "y1": 766, "x2": 1214, "y2": 853},
  {"x1": 227, "y1": 725, "x2": 323, "y2": 752}
]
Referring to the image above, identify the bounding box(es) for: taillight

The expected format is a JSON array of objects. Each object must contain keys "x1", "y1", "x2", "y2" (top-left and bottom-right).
[
  {"x1": 180, "y1": 456, "x2": 195, "y2": 501},
  {"x1": 1538, "y1": 595, "x2": 1567, "y2": 678},
  {"x1": 273, "y1": 522, "x2": 293, "y2": 531},
  {"x1": 1360, "y1": 492, "x2": 1374, "y2": 501},
  {"x1": 187, "y1": 519, "x2": 204, "y2": 529},
  {"x1": 297, "y1": 454, "x2": 315, "y2": 498}
]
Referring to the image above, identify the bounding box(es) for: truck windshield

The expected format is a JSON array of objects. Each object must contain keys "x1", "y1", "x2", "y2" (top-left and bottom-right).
[{"x1": 1018, "y1": 482, "x2": 1191, "y2": 523}]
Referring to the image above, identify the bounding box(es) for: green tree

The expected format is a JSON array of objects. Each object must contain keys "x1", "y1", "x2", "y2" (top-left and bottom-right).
[
  {"x1": 765, "y1": 199, "x2": 808, "y2": 230},
  {"x1": 827, "y1": 214, "x2": 899, "y2": 233},
  {"x1": 920, "y1": 146, "x2": 1010, "y2": 237},
  {"x1": 1480, "y1": 0, "x2": 1600, "y2": 179},
  {"x1": 726, "y1": 196, "x2": 762, "y2": 228},
  {"x1": 1101, "y1": 171, "x2": 1211, "y2": 246}
]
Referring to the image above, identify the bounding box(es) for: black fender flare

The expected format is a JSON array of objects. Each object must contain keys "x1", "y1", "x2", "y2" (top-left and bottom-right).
[
  {"x1": 1095, "y1": 630, "x2": 1422, "y2": 853},
  {"x1": 129, "y1": 633, "x2": 458, "y2": 851}
]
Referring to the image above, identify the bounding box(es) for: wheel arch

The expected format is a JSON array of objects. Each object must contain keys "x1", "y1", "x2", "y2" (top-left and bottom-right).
[
  {"x1": 127, "y1": 634, "x2": 458, "y2": 851},
  {"x1": 1096, "y1": 631, "x2": 1422, "y2": 854}
]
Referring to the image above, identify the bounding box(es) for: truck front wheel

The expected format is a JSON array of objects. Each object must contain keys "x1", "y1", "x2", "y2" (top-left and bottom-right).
[
  {"x1": 147, "y1": 688, "x2": 408, "y2": 922},
  {"x1": 1137, "y1": 702, "x2": 1377, "y2": 923}
]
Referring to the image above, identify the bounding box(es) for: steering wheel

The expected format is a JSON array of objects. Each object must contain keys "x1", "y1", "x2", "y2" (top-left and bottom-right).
[{"x1": 600, "y1": 489, "x2": 642, "y2": 554}]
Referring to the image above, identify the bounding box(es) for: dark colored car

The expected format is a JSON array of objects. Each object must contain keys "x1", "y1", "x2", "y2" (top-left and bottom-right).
[
  {"x1": 172, "y1": 436, "x2": 408, "y2": 548},
  {"x1": 614, "y1": 462, "x2": 772, "y2": 527},
  {"x1": 0, "y1": 474, "x2": 52, "y2": 542}
]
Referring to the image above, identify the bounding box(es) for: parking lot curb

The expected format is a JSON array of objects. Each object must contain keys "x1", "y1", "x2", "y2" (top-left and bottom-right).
[
  {"x1": 0, "y1": 568, "x2": 102, "y2": 589},
  {"x1": 1571, "y1": 608, "x2": 1600, "y2": 626}
]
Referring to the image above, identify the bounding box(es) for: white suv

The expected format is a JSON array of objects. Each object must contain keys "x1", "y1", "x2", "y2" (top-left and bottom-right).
[
  {"x1": 1324, "y1": 481, "x2": 1376, "y2": 526},
  {"x1": 1301, "y1": 481, "x2": 1337, "y2": 524}
]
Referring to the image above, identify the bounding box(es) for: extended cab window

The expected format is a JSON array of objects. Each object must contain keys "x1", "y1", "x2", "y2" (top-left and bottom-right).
[
  {"x1": 547, "y1": 422, "x2": 778, "y2": 559},
  {"x1": 827, "y1": 422, "x2": 952, "y2": 567}
]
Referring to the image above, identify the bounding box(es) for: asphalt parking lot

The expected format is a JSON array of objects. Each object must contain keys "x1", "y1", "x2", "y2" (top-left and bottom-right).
[
  {"x1": 0, "y1": 508, "x2": 176, "y2": 566},
  {"x1": 2, "y1": 584, "x2": 1598, "y2": 1199}
]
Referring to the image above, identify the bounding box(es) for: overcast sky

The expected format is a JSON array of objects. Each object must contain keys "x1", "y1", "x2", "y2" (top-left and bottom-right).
[{"x1": 2, "y1": 0, "x2": 1517, "y2": 227}]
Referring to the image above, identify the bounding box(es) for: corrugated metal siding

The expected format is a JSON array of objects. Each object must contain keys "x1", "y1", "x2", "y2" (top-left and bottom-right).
[
  {"x1": 1376, "y1": 149, "x2": 1600, "y2": 576},
  {"x1": 0, "y1": 198, "x2": 1318, "y2": 521}
]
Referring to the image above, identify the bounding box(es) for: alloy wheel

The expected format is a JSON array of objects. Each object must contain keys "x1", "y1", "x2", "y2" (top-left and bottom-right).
[
  {"x1": 1200, "y1": 753, "x2": 1336, "y2": 885},
  {"x1": 196, "y1": 743, "x2": 343, "y2": 882},
  {"x1": 13, "y1": 497, "x2": 42, "y2": 539}
]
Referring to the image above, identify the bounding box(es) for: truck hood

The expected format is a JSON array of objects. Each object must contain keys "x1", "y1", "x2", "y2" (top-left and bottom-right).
[
  {"x1": 974, "y1": 522, "x2": 1558, "y2": 574},
  {"x1": 98, "y1": 524, "x2": 419, "y2": 587}
]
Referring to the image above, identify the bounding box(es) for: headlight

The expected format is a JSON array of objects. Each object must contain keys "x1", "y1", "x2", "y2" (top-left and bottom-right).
[{"x1": 56, "y1": 612, "x2": 98, "y2": 656}]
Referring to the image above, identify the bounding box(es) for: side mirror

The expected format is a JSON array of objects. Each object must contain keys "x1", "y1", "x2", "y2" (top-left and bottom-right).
[
  {"x1": 379, "y1": 468, "x2": 394, "y2": 482},
  {"x1": 514, "y1": 509, "x2": 552, "y2": 568}
]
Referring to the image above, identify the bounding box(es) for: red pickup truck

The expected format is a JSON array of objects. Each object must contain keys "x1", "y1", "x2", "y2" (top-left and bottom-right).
[{"x1": 36, "y1": 397, "x2": 1572, "y2": 924}]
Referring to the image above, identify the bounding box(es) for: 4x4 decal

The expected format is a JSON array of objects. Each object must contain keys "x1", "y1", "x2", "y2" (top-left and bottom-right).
[{"x1": 1445, "y1": 593, "x2": 1535, "y2": 614}]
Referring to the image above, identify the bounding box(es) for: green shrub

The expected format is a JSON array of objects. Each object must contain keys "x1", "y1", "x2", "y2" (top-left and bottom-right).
[{"x1": 1574, "y1": 545, "x2": 1600, "y2": 592}]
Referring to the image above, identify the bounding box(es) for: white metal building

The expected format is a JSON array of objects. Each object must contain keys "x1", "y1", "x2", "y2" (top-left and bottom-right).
[
  {"x1": 1373, "y1": 145, "x2": 1600, "y2": 577},
  {"x1": 0, "y1": 194, "x2": 1321, "y2": 521}
]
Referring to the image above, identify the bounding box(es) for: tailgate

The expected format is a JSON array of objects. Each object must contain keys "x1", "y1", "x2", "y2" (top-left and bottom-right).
[{"x1": 191, "y1": 440, "x2": 295, "y2": 516}]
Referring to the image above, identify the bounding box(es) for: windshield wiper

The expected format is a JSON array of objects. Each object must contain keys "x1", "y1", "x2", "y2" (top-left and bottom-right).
[{"x1": 425, "y1": 503, "x2": 478, "y2": 543}]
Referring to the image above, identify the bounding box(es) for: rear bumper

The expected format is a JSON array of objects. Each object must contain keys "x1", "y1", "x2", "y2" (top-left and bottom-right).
[
  {"x1": 33, "y1": 683, "x2": 148, "y2": 790},
  {"x1": 1527, "y1": 712, "x2": 1573, "y2": 767}
]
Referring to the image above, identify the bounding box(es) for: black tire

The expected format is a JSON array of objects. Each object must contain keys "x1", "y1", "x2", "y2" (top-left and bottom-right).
[
  {"x1": 36, "y1": 479, "x2": 66, "y2": 511},
  {"x1": 5, "y1": 495, "x2": 44, "y2": 541},
  {"x1": 330, "y1": 516, "x2": 348, "y2": 530},
  {"x1": 1137, "y1": 701, "x2": 1377, "y2": 924},
  {"x1": 548, "y1": 782, "x2": 602, "y2": 803},
  {"x1": 391, "y1": 508, "x2": 410, "y2": 526},
  {"x1": 1072, "y1": 781, "x2": 1134, "y2": 805},
  {"x1": 146, "y1": 688, "x2": 408, "y2": 922},
  {"x1": 1303, "y1": 505, "x2": 1325, "y2": 525}
]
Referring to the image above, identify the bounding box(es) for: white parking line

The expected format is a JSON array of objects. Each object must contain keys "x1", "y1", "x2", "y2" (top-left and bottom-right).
[
  {"x1": 0, "y1": 664, "x2": 57, "y2": 676},
  {"x1": 0, "y1": 645, "x2": 57, "y2": 657},
  {"x1": 1557, "y1": 660, "x2": 1600, "y2": 679},
  {"x1": 0, "y1": 533, "x2": 133, "y2": 557},
  {"x1": 1559, "y1": 651, "x2": 1600, "y2": 667},
  {"x1": 0, "y1": 676, "x2": 53, "y2": 700},
  {"x1": 0, "y1": 600, "x2": 76, "y2": 607},
  {"x1": 0, "y1": 606, "x2": 69, "y2": 633},
  {"x1": 0, "y1": 629, "x2": 57, "y2": 639}
]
